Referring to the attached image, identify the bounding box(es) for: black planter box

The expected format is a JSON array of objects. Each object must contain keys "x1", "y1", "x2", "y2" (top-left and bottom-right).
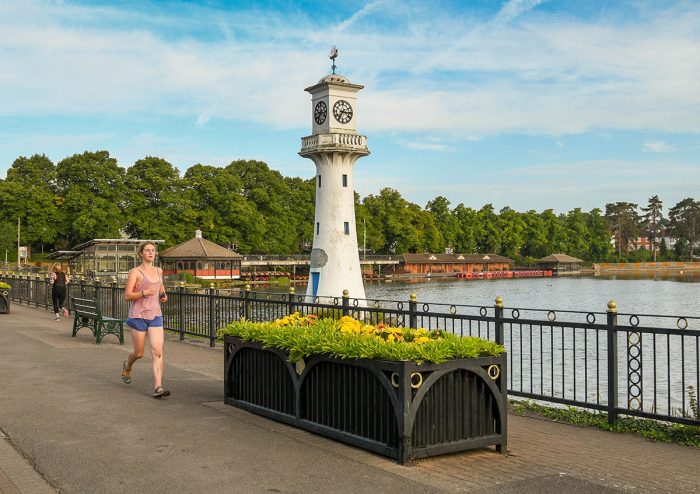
[
  {"x1": 0, "y1": 288, "x2": 9, "y2": 314},
  {"x1": 224, "y1": 334, "x2": 507, "y2": 464}
]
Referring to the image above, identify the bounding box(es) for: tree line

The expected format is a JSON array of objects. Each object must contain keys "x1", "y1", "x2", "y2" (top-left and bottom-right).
[{"x1": 1, "y1": 152, "x2": 698, "y2": 264}]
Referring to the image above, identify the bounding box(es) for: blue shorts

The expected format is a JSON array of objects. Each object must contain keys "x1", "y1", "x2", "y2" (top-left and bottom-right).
[{"x1": 125, "y1": 316, "x2": 164, "y2": 332}]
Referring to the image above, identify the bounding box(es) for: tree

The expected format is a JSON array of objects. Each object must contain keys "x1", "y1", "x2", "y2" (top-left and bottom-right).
[
  {"x1": 605, "y1": 202, "x2": 639, "y2": 260},
  {"x1": 56, "y1": 151, "x2": 128, "y2": 245},
  {"x1": 452, "y1": 204, "x2": 479, "y2": 253},
  {"x1": 475, "y1": 204, "x2": 501, "y2": 253},
  {"x1": 563, "y1": 208, "x2": 589, "y2": 260},
  {"x1": 183, "y1": 164, "x2": 264, "y2": 253},
  {"x1": 585, "y1": 208, "x2": 613, "y2": 261},
  {"x1": 668, "y1": 198, "x2": 700, "y2": 261},
  {"x1": 0, "y1": 154, "x2": 64, "y2": 251},
  {"x1": 498, "y1": 207, "x2": 525, "y2": 259},
  {"x1": 124, "y1": 156, "x2": 193, "y2": 247},
  {"x1": 426, "y1": 196, "x2": 457, "y2": 252},
  {"x1": 641, "y1": 195, "x2": 663, "y2": 261}
]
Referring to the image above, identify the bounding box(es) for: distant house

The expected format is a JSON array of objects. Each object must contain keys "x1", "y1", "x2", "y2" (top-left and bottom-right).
[
  {"x1": 47, "y1": 238, "x2": 164, "y2": 281},
  {"x1": 159, "y1": 230, "x2": 242, "y2": 280},
  {"x1": 535, "y1": 254, "x2": 584, "y2": 273},
  {"x1": 399, "y1": 253, "x2": 513, "y2": 276}
]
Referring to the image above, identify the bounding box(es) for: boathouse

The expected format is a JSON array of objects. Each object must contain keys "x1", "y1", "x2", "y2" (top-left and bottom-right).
[
  {"x1": 535, "y1": 253, "x2": 584, "y2": 273},
  {"x1": 158, "y1": 230, "x2": 242, "y2": 280},
  {"x1": 47, "y1": 238, "x2": 164, "y2": 281},
  {"x1": 399, "y1": 253, "x2": 513, "y2": 276}
]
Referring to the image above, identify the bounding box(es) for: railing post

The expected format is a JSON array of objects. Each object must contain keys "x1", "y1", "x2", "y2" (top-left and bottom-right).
[
  {"x1": 94, "y1": 279, "x2": 101, "y2": 311},
  {"x1": 178, "y1": 282, "x2": 185, "y2": 341},
  {"x1": 606, "y1": 300, "x2": 618, "y2": 424},
  {"x1": 288, "y1": 287, "x2": 296, "y2": 316},
  {"x1": 409, "y1": 293, "x2": 417, "y2": 329},
  {"x1": 110, "y1": 279, "x2": 118, "y2": 318},
  {"x1": 494, "y1": 296, "x2": 504, "y2": 345},
  {"x1": 244, "y1": 284, "x2": 251, "y2": 320},
  {"x1": 342, "y1": 289, "x2": 350, "y2": 317},
  {"x1": 80, "y1": 278, "x2": 86, "y2": 298},
  {"x1": 35, "y1": 275, "x2": 40, "y2": 307},
  {"x1": 208, "y1": 282, "x2": 216, "y2": 347}
]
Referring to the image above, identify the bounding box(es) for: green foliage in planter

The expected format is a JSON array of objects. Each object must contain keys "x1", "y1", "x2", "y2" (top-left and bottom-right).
[
  {"x1": 219, "y1": 313, "x2": 505, "y2": 364},
  {"x1": 0, "y1": 282, "x2": 10, "y2": 289}
]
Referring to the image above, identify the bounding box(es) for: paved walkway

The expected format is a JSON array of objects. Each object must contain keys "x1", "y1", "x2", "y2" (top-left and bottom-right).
[{"x1": 0, "y1": 304, "x2": 698, "y2": 494}]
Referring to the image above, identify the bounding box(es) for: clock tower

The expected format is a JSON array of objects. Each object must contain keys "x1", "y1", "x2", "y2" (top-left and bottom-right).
[{"x1": 300, "y1": 50, "x2": 369, "y2": 302}]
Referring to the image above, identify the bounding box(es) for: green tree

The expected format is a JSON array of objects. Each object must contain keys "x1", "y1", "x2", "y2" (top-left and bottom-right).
[
  {"x1": 585, "y1": 208, "x2": 613, "y2": 261},
  {"x1": 540, "y1": 209, "x2": 567, "y2": 255},
  {"x1": 519, "y1": 210, "x2": 548, "y2": 259},
  {"x1": 124, "y1": 156, "x2": 193, "y2": 247},
  {"x1": 183, "y1": 164, "x2": 264, "y2": 253},
  {"x1": 498, "y1": 207, "x2": 525, "y2": 259},
  {"x1": 641, "y1": 195, "x2": 664, "y2": 261},
  {"x1": 668, "y1": 198, "x2": 700, "y2": 261},
  {"x1": 475, "y1": 204, "x2": 501, "y2": 253},
  {"x1": 56, "y1": 151, "x2": 127, "y2": 245},
  {"x1": 426, "y1": 196, "x2": 457, "y2": 252},
  {"x1": 563, "y1": 208, "x2": 589, "y2": 260},
  {"x1": 0, "y1": 154, "x2": 64, "y2": 251},
  {"x1": 605, "y1": 202, "x2": 639, "y2": 260},
  {"x1": 452, "y1": 204, "x2": 479, "y2": 253}
]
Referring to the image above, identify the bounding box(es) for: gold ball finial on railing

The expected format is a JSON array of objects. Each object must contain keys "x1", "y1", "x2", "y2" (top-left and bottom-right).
[
  {"x1": 289, "y1": 286, "x2": 295, "y2": 294},
  {"x1": 180, "y1": 281, "x2": 185, "y2": 287},
  {"x1": 245, "y1": 284, "x2": 251, "y2": 292},
  {"x1": 495, "y1": 296, "x2": 504, "y2": 308},
  {"x1": 607, "y1": 300, "x2": 617, "y2": 313},
  {"x1": 409, "y1": 293, "x2": 417, "y2": 302},
  {"x1": 209, "y1": 282, "x2": 215, "y2": 289},
  {"x1": 342, "y1": 289, "x2": 349, "y2": 297}
]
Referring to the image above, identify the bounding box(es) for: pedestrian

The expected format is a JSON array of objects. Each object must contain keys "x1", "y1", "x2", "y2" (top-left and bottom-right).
[
  {"x1": 49, "y1": 263, "x2": 70, "y2": 321},
  {"x1": 120, "y1": 241, "x2": 170, "y2": 398}
]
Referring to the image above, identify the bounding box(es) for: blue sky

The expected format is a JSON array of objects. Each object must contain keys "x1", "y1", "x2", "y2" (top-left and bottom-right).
[{"x1": 1, "y1": 0, "x2": 699, "y2": 213}]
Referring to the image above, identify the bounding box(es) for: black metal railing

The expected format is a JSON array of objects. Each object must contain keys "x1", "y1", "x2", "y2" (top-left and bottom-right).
[{"x1": 3, "y1": 274, "x2": 698, "y2": 427}]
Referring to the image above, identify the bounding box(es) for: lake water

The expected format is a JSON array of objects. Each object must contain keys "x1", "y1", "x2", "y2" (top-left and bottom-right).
[{"x1": 365, "y1": 273, "x2": 700, "y2": 318}]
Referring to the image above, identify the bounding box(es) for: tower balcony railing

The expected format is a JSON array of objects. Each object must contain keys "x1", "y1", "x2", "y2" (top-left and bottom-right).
[{"x1": 300, "y1": 133, "x2": 368, "y2": 153}]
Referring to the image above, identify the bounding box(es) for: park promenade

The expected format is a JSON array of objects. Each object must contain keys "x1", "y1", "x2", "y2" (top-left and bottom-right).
[{"x1": 0, "y1": 304, "x2": 698, "y2": 494}]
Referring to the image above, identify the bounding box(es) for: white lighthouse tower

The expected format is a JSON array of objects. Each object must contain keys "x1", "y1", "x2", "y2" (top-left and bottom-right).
[{"x1": 300, "y1": 48, "x2": 369, "y2": 301}]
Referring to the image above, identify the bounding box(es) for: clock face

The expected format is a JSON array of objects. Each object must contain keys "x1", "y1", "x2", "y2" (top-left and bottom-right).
[
  {"x1": 314, "y1": 101, "x2": 327, "y2": 125},
  {"x1": 333, "y1": 100, "x2": 353, "y2": 124}
]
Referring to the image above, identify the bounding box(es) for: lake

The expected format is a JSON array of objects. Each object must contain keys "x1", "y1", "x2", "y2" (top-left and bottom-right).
[{"x1": 364, "y1": 273, "x2": 700, "y2": 318}]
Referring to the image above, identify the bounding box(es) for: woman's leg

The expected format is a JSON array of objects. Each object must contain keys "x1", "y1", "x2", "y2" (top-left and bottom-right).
[
  {"x1": 125, "y1": 327, "x2": 146, "y2": 371},
  {"x1": 147, "y1": 327, "x2": 165, "y2": 390},
  {"x1": 51, "y1": 289, "x2": 60, "y2": 315}
]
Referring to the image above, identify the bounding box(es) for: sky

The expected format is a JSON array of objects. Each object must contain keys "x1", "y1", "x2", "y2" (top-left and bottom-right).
[{"x1": 1, "y1": 0, "x2": 699, "y2": 214}]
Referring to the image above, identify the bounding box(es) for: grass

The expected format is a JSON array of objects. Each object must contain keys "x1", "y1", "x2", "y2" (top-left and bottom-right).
[{"x1": 509, "y1": 399, "x2": 700, "y2": 448}]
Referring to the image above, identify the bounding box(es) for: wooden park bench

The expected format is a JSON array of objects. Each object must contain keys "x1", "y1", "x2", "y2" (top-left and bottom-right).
[{"x1": 71, "y1": 297, "x2": 125, "y2": 344}]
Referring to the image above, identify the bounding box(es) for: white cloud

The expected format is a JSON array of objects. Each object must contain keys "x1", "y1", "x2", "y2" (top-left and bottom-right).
[
  {"x1": 643, "y1": 140, "x2": 676, "y2": 153},
  {"x1": 0, "y1": 0, "x2": 699, "y2": 138},
  {"x1": 494, "y1": 0, "x2": 547, "y2": 26}
]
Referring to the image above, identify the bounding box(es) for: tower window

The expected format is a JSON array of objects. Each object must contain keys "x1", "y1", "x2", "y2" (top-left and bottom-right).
[
  {"x1": 318, "y1": 175, "x2": 321, "y2": 188},
  {"x1": 316, "y1": 222, "x2": 320, "y2": 235},
  {"x1": 342, "y1": 174, "x2": 348, "y2": 187},
  {"x1": 344, "y1": 222, "x2": 350, "y2": 235}
]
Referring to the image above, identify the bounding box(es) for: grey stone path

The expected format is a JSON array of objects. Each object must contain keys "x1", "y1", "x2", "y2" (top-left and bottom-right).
[{"x1": 0, "y1": 304, "x2": 698, "y2": 493}]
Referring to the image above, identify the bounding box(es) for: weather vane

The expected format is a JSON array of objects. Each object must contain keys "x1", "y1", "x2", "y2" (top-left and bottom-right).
[{"x1": 329, "y1": 45, "x2": 338, "y2": 74}]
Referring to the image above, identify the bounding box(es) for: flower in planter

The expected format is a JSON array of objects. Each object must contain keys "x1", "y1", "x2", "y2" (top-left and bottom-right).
[{"x1": 220, "y1": 314, "x2": 505, "y2": 364}]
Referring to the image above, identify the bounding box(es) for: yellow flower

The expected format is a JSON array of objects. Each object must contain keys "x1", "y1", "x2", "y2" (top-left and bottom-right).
[{"x1": 414, "y1": 336, "x2": 430, "y2": 344}]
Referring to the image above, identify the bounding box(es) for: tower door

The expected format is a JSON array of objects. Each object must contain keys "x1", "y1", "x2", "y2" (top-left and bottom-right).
[{"x1": 311, "y1": 272, "x2": 320, "y2": 297}]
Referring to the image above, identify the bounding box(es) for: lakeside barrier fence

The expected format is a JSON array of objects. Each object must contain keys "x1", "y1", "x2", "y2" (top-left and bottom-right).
[{"x1": 2, "y1": 274, "x2": 699, "y2": 427}]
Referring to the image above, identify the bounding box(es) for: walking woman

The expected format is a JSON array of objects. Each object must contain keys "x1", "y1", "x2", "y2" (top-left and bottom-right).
[
  {"x1": 120, "y1": 242, "x2": 170, "y2": 398},
  {"x1": 49, "y1": 263, "x2": 70, "y2": 321}
]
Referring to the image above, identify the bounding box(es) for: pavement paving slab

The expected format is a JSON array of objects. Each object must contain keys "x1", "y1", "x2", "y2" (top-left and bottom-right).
[{"x1": 0, "y1": 304, "x2": 698, "y2": 494}]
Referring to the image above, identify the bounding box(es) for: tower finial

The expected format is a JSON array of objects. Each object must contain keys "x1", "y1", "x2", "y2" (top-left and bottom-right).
[{"x1": 329, "y1": 45, "x2": 338, "y2": 74}]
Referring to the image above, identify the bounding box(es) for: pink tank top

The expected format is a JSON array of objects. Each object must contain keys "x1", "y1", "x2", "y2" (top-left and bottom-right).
[{"x1": 128, "y1": 268, "x2": 163, "y2": 319}]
